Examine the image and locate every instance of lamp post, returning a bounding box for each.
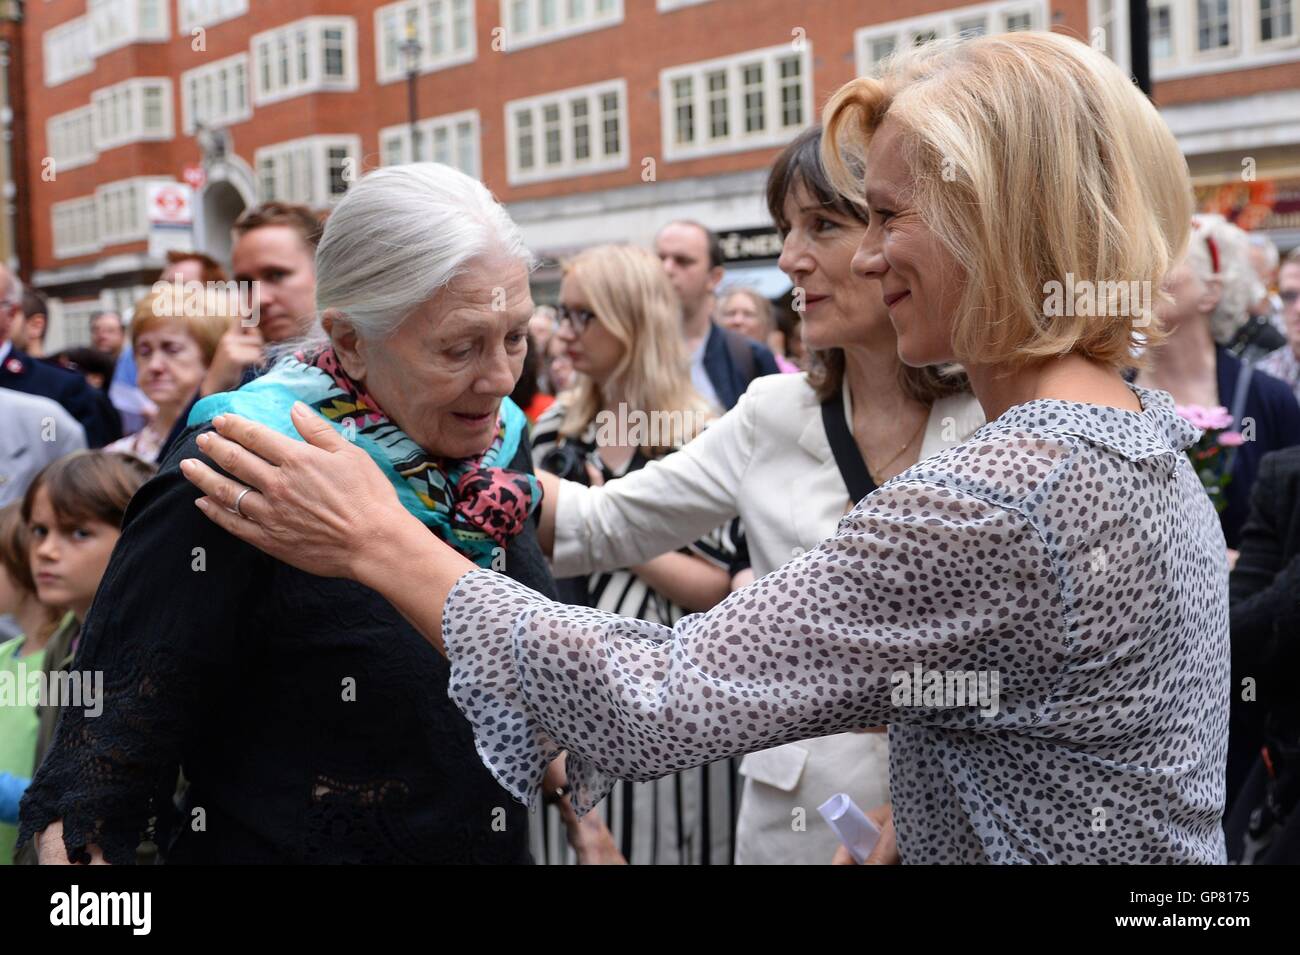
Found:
[400,21,423,161]
[1130,0,1151,96]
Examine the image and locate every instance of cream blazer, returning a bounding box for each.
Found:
[552,371,985,863]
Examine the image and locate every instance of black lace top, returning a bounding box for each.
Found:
[18,425,555,864]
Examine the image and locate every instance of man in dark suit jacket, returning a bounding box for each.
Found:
[0,266,121,448]
[655,220,779,411]
[1225,445,1300,861]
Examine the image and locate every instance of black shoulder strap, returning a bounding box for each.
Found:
[820,388,877,504]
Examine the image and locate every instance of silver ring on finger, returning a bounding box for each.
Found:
[232,486,252,519]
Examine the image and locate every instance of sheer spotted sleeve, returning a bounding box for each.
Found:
[443,478,1069,814]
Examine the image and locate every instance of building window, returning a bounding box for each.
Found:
[44,17,94,87]
[178,0,249,34]
[91,79,174,151]
[672,77,694,146]
[1196,0,1233,51]
[47,107,98,171]
[1002,9,1035,30]
[88,0,170,57]
[1151,3,1175,59]
[255,136,361,206]
[856,2,1047,77]
[1260,0,1295,42]
[252,18,358,106]
[375,0,476,83]
[381,111,481,177]
[498,0,622,50]
[506,80,626,184]
[661,43,811,161]
[52,197,100,259]
[181,53,251,134]
[706,70,728,140]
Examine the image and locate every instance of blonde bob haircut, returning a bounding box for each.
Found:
[130,288,235,367]
[821,31,1194,370]
[557,244,715,457]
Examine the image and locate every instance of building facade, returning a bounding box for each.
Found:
[13,0,1300,350]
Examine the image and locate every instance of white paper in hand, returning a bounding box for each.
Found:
[818,793,881,864]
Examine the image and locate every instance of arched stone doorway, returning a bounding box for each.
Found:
[195,154,257,270]
[202,180,246,267]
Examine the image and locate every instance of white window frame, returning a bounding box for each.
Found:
[177,0,249,34]
[1148,1,1177,64]
[505,78,627,185]
[379,109,482,178]
[499,0,622,52]
[657,0,712,9]
[181,52,251,134]
[1257,0,1296,47]
[96,176,173,248]
[90,78,174,152]
[254,135,362,206]
[660,43,813,163]
[251,17,359,107]
[87,0,170,57]
[1189,0,1239,59]
[375,0,477,84]
[43,16,94,87]
[51,196,100,259]
[1095,0,1300,80]
[855,1,1047,76]
[47,106,98,171]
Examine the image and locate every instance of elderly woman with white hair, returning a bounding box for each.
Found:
[1135,213,1300,552]
[20,164,556,864]
[186,32,1232,863]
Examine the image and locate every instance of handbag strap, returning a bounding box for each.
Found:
[820,389,877,504]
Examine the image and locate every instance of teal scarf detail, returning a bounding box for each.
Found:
[189,348,539,568]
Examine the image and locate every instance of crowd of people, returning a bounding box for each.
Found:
[2,29,1300,866]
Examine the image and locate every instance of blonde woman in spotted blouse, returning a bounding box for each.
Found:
[184,32,1229,864]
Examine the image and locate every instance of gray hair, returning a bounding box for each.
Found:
[284,163,533,356]
[0,264,22,308]
[1188,214,1265,345]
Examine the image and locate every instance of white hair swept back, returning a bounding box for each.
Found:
[290,162,534,353]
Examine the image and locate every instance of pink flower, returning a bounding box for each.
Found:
[1218,431,1245,447]
[1175,404,1234,431]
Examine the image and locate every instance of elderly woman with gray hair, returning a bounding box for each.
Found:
[1135,213,1300,552]
[19,164,556,864]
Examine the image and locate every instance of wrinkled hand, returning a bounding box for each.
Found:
[830,803,898,865]
[37,820,106,865]
[200,322,264,397]
[180,402,412,581]
[544,754,626,865]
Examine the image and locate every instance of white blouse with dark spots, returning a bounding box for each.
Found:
[443,386,1230,864]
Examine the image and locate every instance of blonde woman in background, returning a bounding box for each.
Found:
[530,243,738,865]
[106,289,232,464]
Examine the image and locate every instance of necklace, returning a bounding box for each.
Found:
[865,413,928,484]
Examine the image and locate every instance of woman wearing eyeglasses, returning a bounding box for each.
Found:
[528,243,739,864]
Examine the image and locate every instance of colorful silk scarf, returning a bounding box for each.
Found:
[189,347,540,568]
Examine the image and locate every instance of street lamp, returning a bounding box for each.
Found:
[400,21,423,162]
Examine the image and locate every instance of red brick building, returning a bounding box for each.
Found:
[10,0,1300,349]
